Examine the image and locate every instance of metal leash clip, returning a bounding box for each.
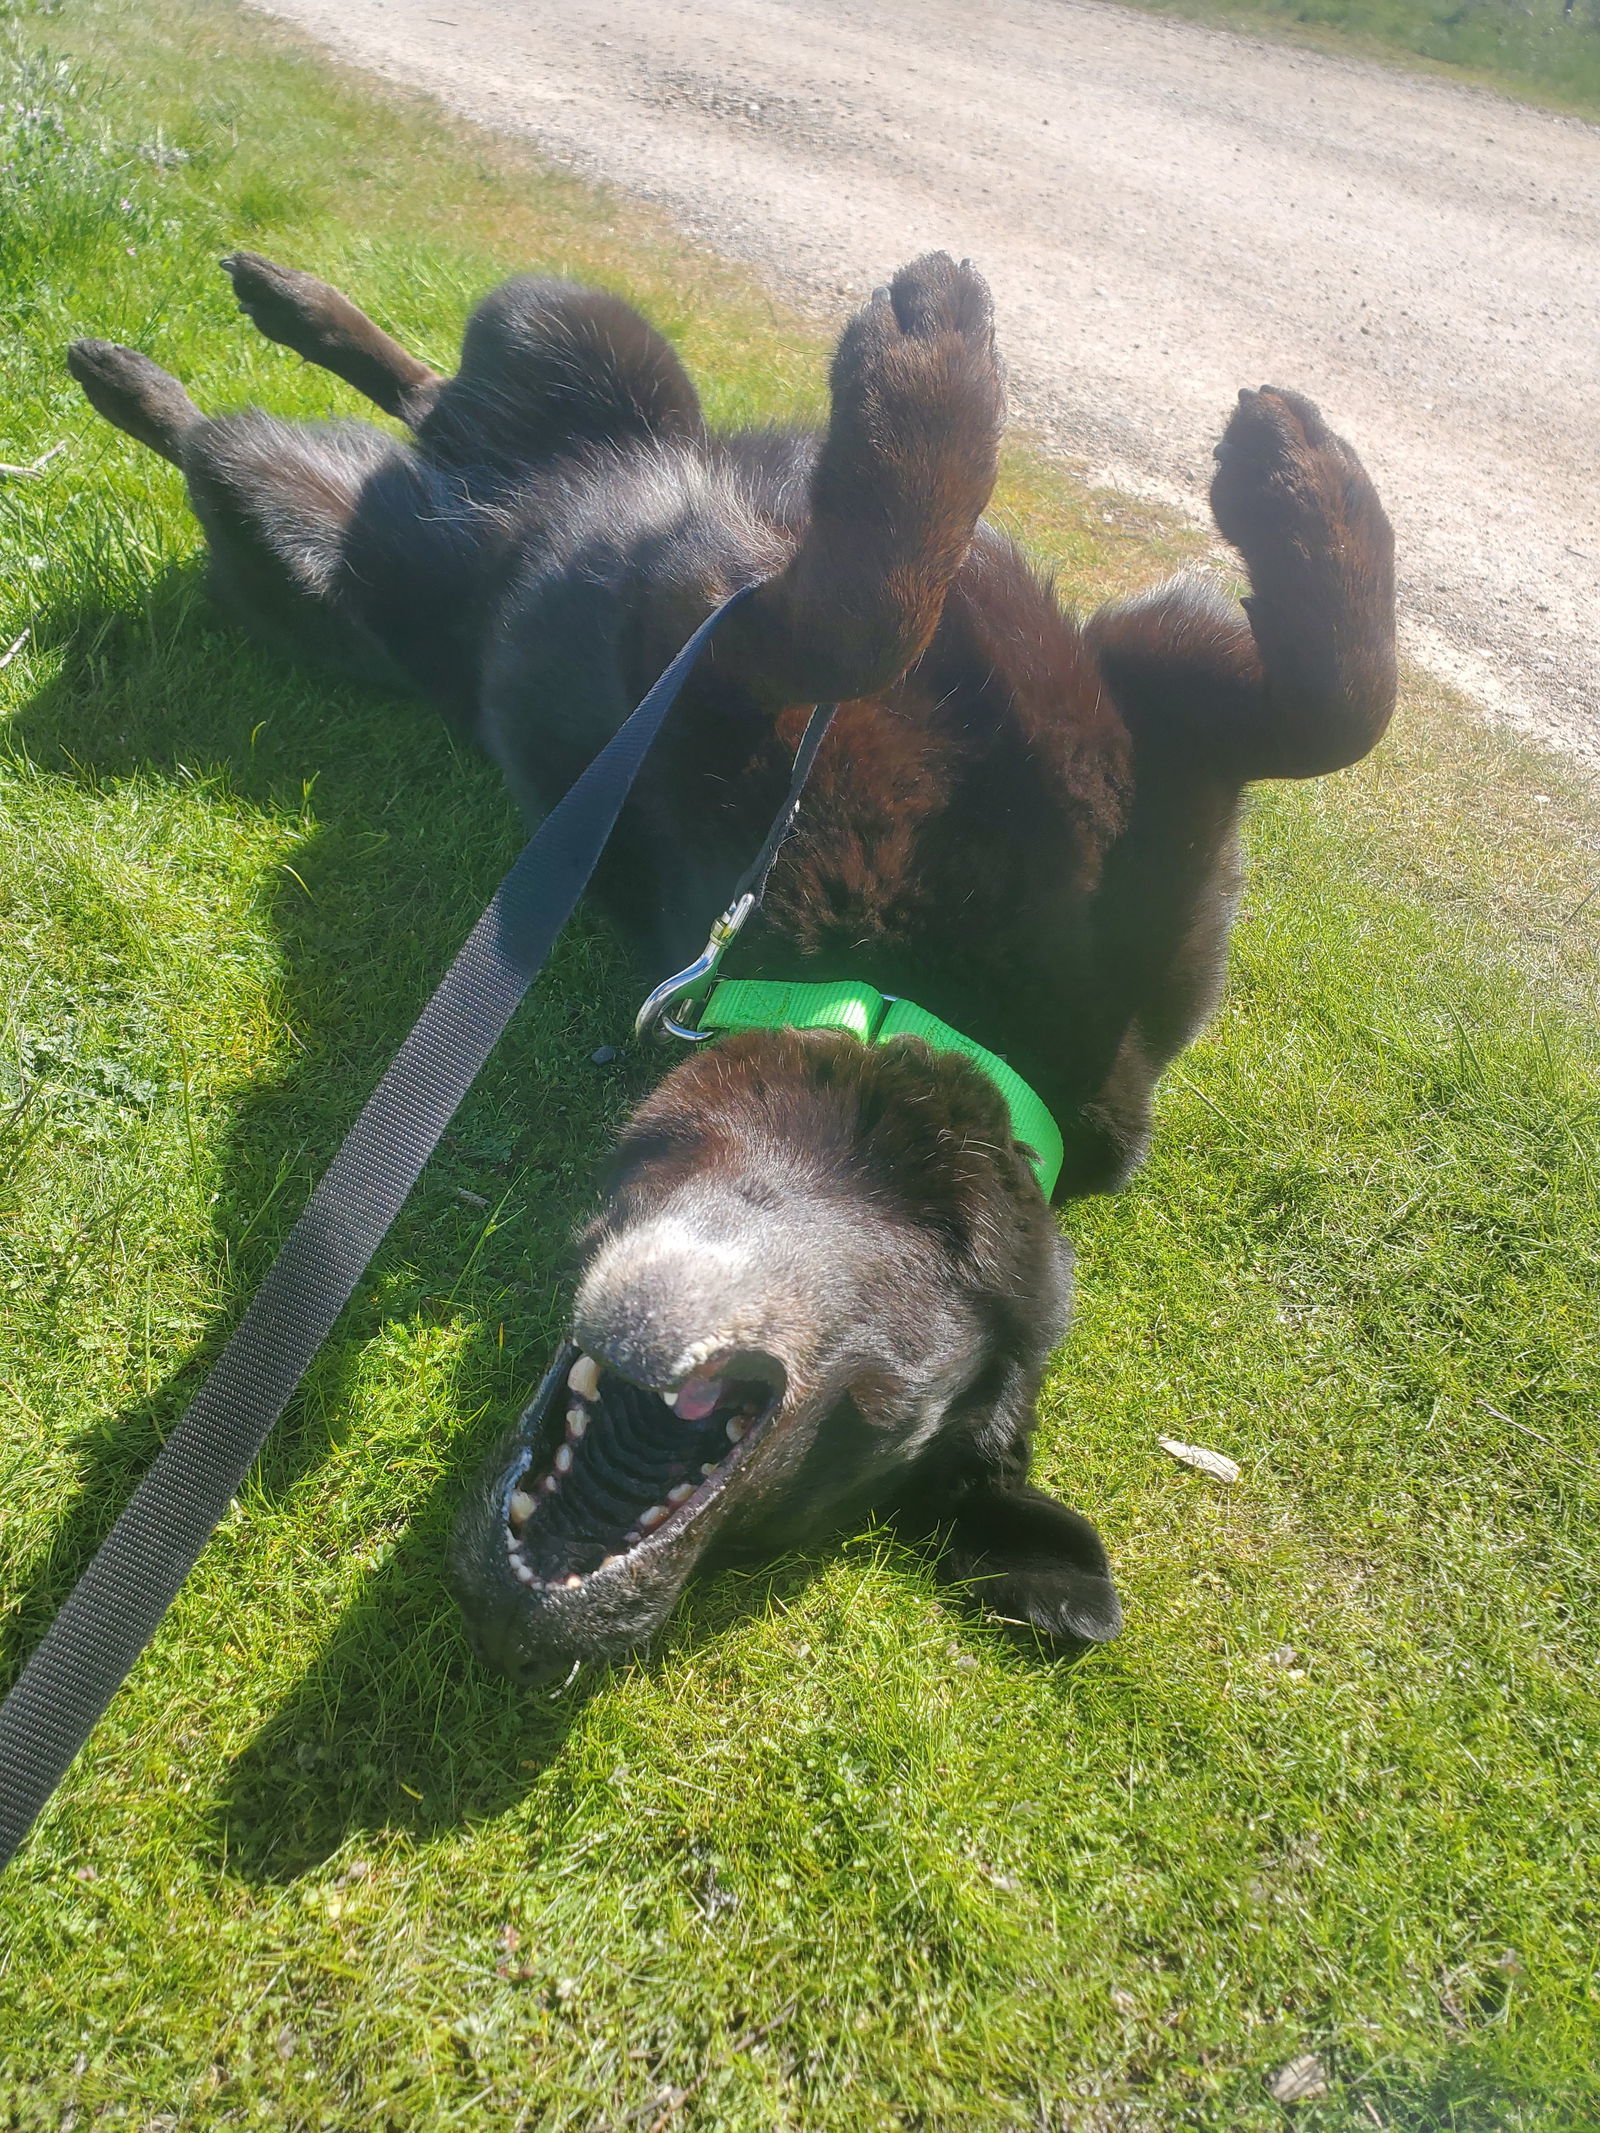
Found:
[633,888,758,1043]
[634,696,839,1045]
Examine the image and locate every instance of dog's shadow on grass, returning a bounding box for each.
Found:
[1,569,646,1841]
[5,570,954,1880]
[210,1525,834,1881]
[7,572,1086,1881]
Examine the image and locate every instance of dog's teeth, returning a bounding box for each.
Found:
[701,1462,720,1478]
[567,1355,601,1401]
[541,1472,560,1494]
[513,1559,537,1586]
[509,1489,536,1528]
[662,1389,679,1410]
[564,1573,582,1588]
[566,1406,588,1440]
[554,1444,574,1474]
[667,1482,695,1506]
[600,1553,623,1569]
[638,1504,670,1530]
[726,1417,747,1443]
[623,1529,642,1548]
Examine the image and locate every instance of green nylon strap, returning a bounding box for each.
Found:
[699,977,1064,1196]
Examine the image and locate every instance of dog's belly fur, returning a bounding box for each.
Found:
[473,438,805,968]
[419,438,1171,1194]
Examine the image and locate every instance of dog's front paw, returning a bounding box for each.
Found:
[877,251,996,350]
[826,252,1004,507]
[939,1481,1122,1647]
[1209,385,1386,577]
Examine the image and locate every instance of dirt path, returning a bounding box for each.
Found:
[254,0,1600,758]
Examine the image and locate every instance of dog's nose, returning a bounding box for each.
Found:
[575,1230,750,1394]
[573,1196,801,1396]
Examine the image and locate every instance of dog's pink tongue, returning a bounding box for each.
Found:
[673,1372,724,1423]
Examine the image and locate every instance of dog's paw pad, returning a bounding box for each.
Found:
[221,252,348,355]
[885,252,993,346]
[830,253,1003,468]
[1210,385,1370,558]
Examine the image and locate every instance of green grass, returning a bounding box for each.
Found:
[2,2,1599,2125]
[1107,0,1600,123]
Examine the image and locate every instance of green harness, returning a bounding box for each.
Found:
[695,976,1064,1197]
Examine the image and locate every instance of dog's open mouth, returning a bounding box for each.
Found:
[502,1345,788,1589]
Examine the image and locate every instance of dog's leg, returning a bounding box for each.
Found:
[180,410,427,682]
[1086,388,1395,782]
[222,251,443,425]
[720,252,1004,709]
[69,337,431,684]
[184,412,497,717]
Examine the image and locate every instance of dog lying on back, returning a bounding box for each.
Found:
[68,252,1394,1683]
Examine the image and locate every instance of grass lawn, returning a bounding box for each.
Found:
[1106,0,1600,123]
[2,1,1599,2125]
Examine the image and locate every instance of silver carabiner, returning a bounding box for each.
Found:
[632,698,839,1045]
[633,889,758,1043]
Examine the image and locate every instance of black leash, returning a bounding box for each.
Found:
[730,699,837,910]
[0,585,831,1871]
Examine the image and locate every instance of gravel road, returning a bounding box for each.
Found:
[254,0,1600,757]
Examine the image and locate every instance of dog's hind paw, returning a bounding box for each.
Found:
[222,250,354,361]
[220,251,439,423]
[66,339,199,465]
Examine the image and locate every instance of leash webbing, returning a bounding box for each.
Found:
[0,584,791,1872]
[728,700,837,909]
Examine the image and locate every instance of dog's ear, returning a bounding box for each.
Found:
[939,1482,1122,1645]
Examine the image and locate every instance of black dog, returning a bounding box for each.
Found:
[68,251,1394,1682]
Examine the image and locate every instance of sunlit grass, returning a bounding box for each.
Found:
[1,2,1597,2126]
